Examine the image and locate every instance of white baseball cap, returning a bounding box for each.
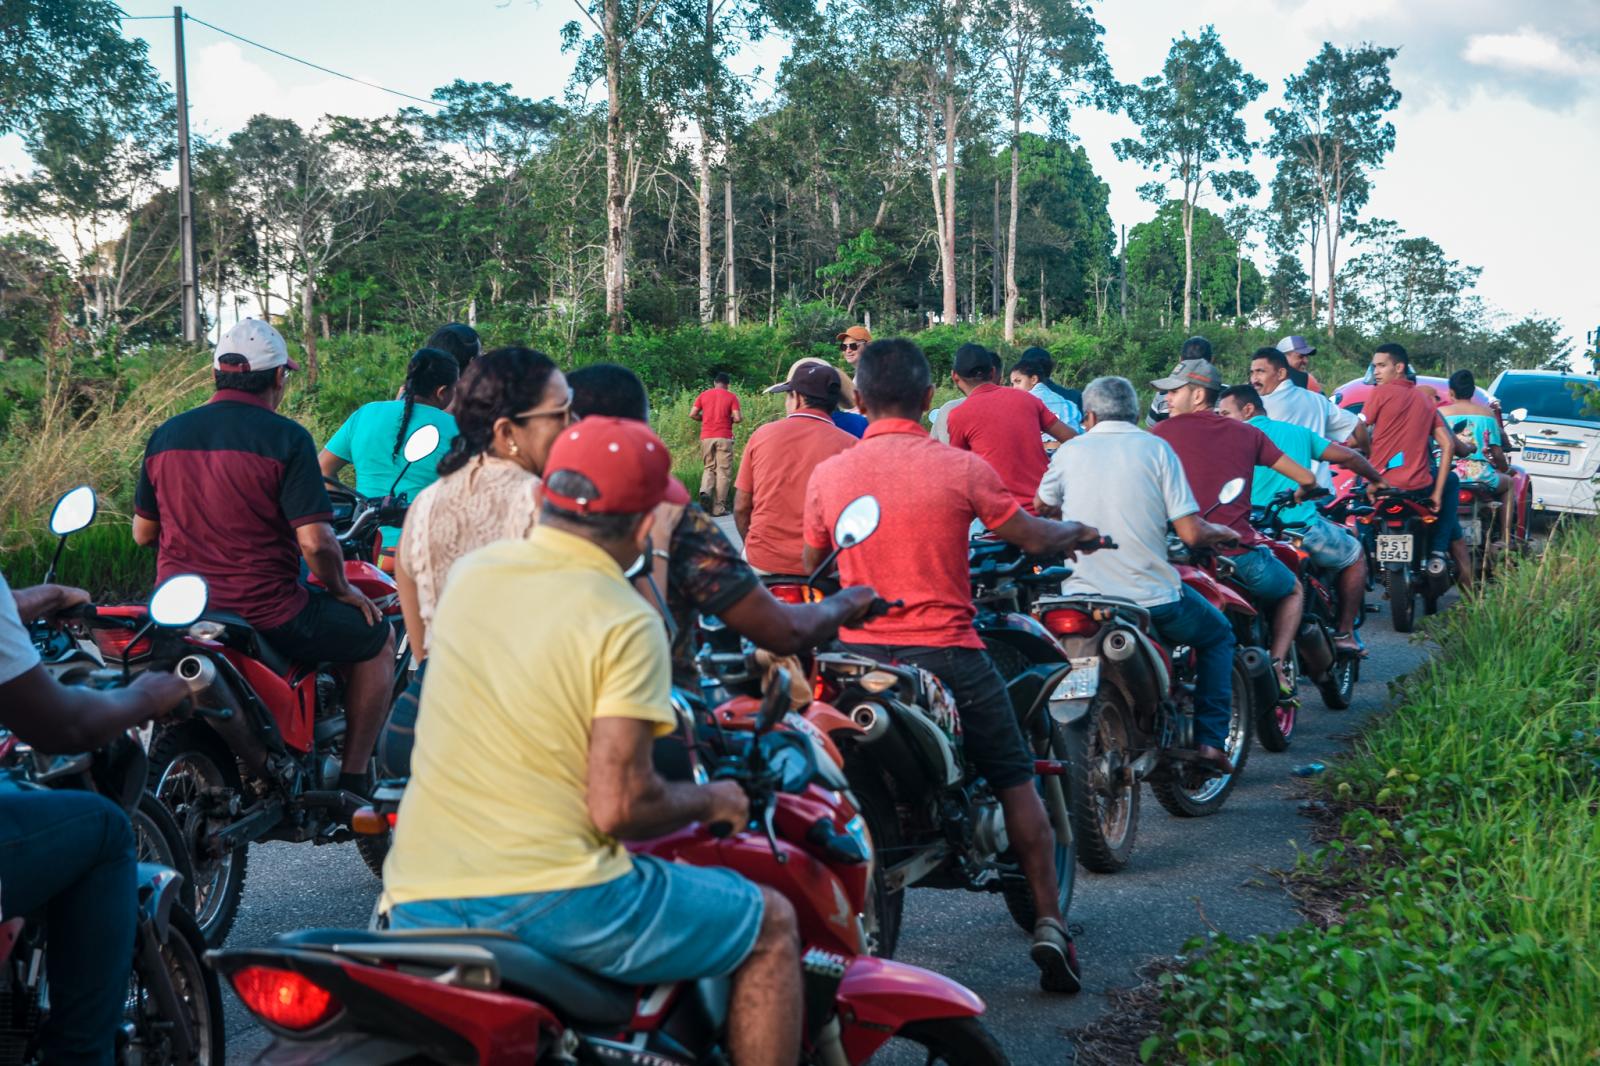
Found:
[213,318,298,373]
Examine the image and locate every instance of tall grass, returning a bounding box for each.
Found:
[1143,526,1600,1064]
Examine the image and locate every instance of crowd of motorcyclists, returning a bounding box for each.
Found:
[0,316,1506,1064]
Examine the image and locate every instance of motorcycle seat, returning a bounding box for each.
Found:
[199,610,301,676]
[274,927,638,1026]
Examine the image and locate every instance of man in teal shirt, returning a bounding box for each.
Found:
[1218,385,1389,652]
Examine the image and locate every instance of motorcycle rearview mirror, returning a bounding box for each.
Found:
[757,731,817,793]
[624,554,649,580]
[1201,477,1246,519]
[1508,407,1528,424]
[43,485,97,584]
[1386,450,1406,471]
[149,574,209,629]
[807,495,881,589]
[388,423,443,496]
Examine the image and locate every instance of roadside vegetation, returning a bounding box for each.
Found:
[1121,524,1600,1064]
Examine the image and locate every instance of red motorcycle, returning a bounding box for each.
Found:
[211,674,1011,1064]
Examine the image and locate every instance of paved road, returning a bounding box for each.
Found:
[221,520,1436,1060]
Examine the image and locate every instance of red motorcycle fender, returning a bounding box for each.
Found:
[1213,581,1257,617]
[345,964,557,1066]
[1176,565,1255,616]
[308,561,401,616]
[1265,538,1303,575]
[221,648,317,753]
[836,956,986,1062]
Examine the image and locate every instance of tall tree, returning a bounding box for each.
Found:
[1266,43,1400,335]
[0,0,162,139]
[1114,26,1264,330]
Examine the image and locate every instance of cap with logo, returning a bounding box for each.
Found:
[1277,335,1316,357]
[953,343,998,378]
[214,318,299,373]
[541,417,690,515]
[1150,358,1223,391]
[765,360,844,403]
[835,325,872,346]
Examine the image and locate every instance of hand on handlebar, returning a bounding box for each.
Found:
[1292,484,1331,506]
[1200,520,1240,550]
[835,586,880,625]
[129,671,192,721]
[703,778,751,838]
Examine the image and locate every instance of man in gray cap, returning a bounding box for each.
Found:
[1276,335,1322,393]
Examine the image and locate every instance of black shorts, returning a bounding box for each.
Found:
[261,588,390,664]
[839,643,1035,791]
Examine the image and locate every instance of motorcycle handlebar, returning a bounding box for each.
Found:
[863,597,904,621]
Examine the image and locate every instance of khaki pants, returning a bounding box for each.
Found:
[700,437,734,515]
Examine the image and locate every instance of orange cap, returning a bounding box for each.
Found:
[835,325,872,344]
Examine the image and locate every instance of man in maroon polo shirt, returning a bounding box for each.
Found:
[133,319,394,803]
[802,337,1103,995]
[946,343,1075,512]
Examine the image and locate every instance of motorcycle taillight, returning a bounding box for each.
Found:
[91,627,151,660]
[768,584,819,605]
[1458,490,1473,504]
[813,675,840,703]
[1383,504,1405,515]
[1042,609,1099,637]
[230,965,342,1031]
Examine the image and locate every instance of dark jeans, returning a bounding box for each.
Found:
[839,643,1035,790]
[0,790,137,1066]
[1148,585,1235,749]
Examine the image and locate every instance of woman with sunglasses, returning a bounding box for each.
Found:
[395,347,570,660]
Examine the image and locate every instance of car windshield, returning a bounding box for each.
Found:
[1495,374,1600,425]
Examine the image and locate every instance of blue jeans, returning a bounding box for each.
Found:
[0,790,137,1066]
[1148,585,1236,749]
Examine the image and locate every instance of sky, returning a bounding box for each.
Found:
[3,0,1597,354]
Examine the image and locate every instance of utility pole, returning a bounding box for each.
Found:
[174,6,200,344]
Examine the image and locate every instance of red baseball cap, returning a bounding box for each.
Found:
[542,417,690,515]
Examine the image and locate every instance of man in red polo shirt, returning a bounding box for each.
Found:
[1364,343,1454,513]
[734,362,857,574]
[946,343,1075,512]
[133,319,394,804]
[802,338,1103,996]
[691,372,742,516]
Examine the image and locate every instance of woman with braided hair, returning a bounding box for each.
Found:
[320,348,460,563]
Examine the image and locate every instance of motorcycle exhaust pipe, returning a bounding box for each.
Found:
[176,654,215,693]
[1296,623,1334,678]
[1102,628,1138,662]
[1100,626,1160,727]
[1237,646,1279,714]
[176,655,270,778]
[848,702,891,743]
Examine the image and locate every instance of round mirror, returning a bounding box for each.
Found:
[401,423,442,465]
[833,495,881,548]
[1508,407,1528,423]
[49,485,98,537]
[1216,478,1246,506]
[758,731,816,793]
[623,554,649,580]
[148,574,209,628]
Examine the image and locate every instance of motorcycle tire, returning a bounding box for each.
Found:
[1423,585,1441,615]
[148,723,249,948]
[129,903,227,1063]
[134,790,199,913]
[1062,692,1139,873]
[1255,648,1296,753]
[1152,661,1253,819]
[869,1017,1010,1066]
[1317,654,1358,711]
[1385,568,1414,633]
[842,757,904,960]
[1001,715,1078,931]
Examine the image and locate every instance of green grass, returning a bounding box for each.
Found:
[1140,526,1600,1064]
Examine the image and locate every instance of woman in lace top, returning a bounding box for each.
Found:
[397,347,571,655]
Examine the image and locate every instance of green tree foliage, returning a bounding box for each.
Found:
[1125,201,1262,325]
[1002,134,1115,324]
[0,0,163,138]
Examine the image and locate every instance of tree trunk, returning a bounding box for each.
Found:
[698,131,713,323]
[968,211,977,321]
[1235,250,1243,319]
[940,81,959,325]
[1324,200,1340,336]
[1003,113,1021,343]
[767,224,777,327]
[604,0,626,334]
[300,274,318,385]
[990,177,1002,316]
[724,171,737,327]
[1181,199,1195,331]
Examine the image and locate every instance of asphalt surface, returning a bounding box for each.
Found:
[219,516,1438,1062]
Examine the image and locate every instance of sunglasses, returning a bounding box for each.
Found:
[513,392,575,423]
[841,342,863,351]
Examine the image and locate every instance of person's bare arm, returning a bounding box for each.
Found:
[1430,420,1455,509]
[991,510,1101,559]
[690,403,704,422]
[1346,420,1370,454]
[1487,443,1510,473]
[296,522,380,625]
[396,556,427,662]
[720,583,875,654]
[732,406,743,424]
[12,584,89,623]
[0,667,188,754]
[732,489,754,539]
[1320,441,1387,486]
[1045,419,1076,443]
[1033,494,1062,519]
[1172,513,1238,549]
[587,716,748,840]
[802,543,827,575]
[318,450,348,481]
[132,515,160,548]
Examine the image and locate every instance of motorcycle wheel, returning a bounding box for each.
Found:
[133,790,198,913]
[1255,648,1296,753]
[1317,654,1358,710]
[1385,568,1414,633]
[1152,661,1253,818]
[867,1017,1010,1066]
[127,904,227,1064]
[1062,692,1138,873]
[1001,715,1078,931]
[148,723,249,948]
[842,757,903,960]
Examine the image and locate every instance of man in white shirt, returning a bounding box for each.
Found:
[1034,376,1241,774]
[1250,347,1367,487]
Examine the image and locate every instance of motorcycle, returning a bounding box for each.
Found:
[214,671,1012,1065]
[0,575,227,1064]
[1367,488,1449,634]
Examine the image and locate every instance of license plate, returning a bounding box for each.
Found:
[1053,657,1101,700]
[1376,534,1414,563]
[1524,447,1570,465]
[1461,518,1482,545]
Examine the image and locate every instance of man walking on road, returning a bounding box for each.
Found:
[691,372,741,516]
[736,363,858,574]
[947,344,1075,512]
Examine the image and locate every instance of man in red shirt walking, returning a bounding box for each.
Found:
[802,338,1103,995]
[734,363,857,574]
[946,344,1075,513]
[691,372,742,516]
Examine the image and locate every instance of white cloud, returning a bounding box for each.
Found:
[1463,28,1600,78]
[185,41,400,143]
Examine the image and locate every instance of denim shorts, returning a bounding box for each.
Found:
[1228,544,1298,602]
[1300,515,1364,571]
[388,854,764,984]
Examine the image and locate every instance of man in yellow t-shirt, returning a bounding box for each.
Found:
[383,417,801,1065]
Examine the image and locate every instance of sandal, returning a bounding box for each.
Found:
[1031,918,1082,994]
[1332,632,1367,658]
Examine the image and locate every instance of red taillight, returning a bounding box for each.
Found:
[768,584,819,605]
[813,676,839,703]
[230,966,341,1031]
[1458,490,1472,504]
[1383,504,1405,515]
[91,628,151,660]
[1042,609,1099,636]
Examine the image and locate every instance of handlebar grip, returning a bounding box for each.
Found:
[863,597,904,621]
[1093,535,1118,551]
[58,603,99,621]
[708,820,735,839]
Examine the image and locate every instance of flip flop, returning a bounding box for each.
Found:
[1031,918,1082,994]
